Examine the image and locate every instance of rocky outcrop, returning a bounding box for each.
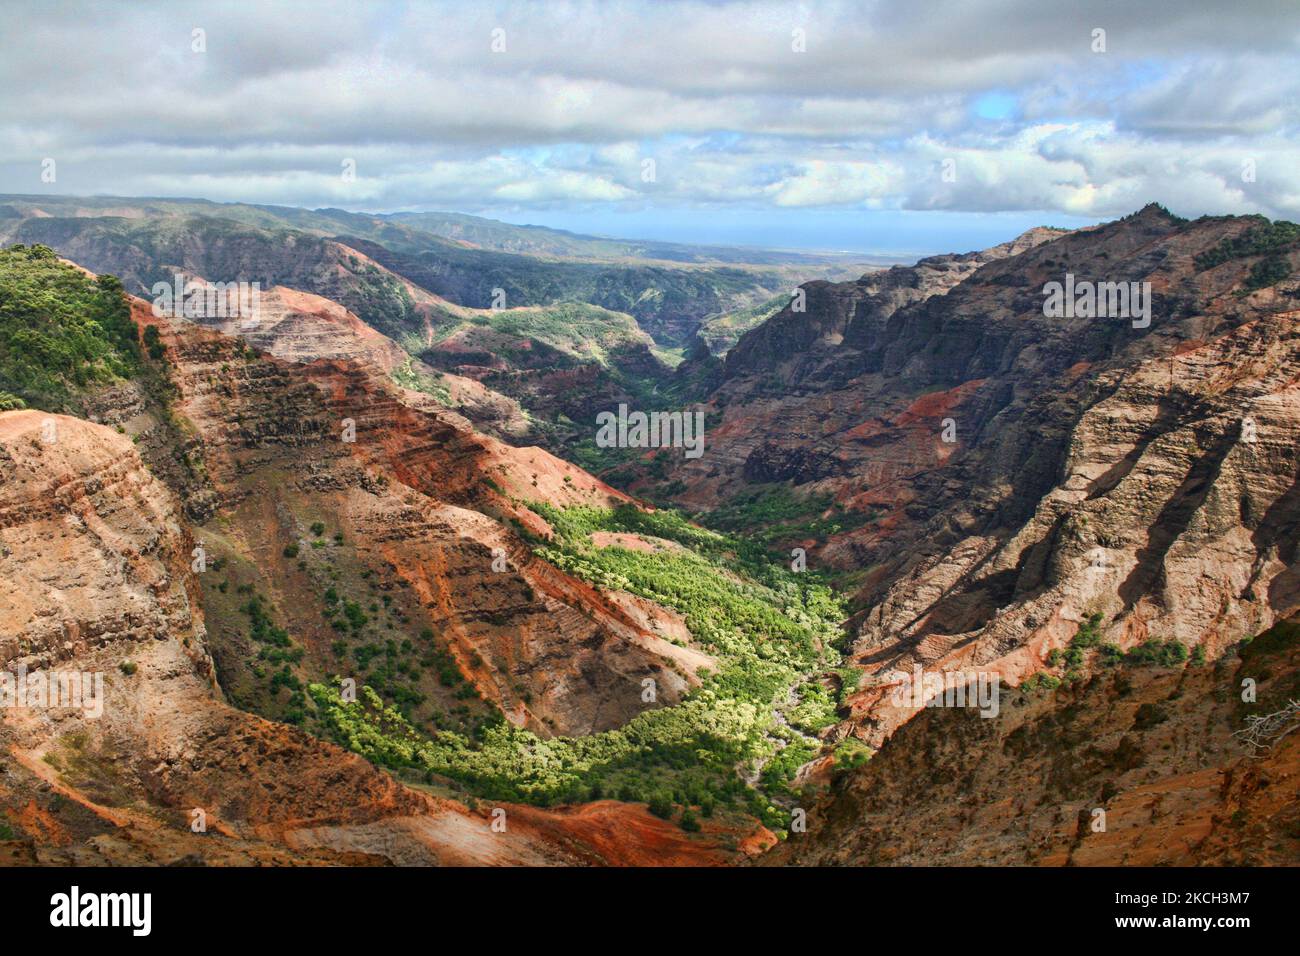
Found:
[722,226,1066,381]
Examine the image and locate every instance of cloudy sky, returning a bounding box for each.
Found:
[3,0,1298,254]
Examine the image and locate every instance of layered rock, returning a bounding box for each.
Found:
[664,207,1300,749]
[133,297,700,737]
[0,410,759,866]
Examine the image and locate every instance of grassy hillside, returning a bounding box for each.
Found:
[0,244,138,411]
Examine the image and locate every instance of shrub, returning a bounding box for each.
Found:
[142,324,165,361]
[1125,640,1189,667]
[1071,612,1104,649]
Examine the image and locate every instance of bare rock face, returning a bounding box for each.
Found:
[722,225,1067,382]
[0,410,413,864]
[848,300,1300,741]
[182,284,414,371]
[0,410,754,866]
[0,411,205,676]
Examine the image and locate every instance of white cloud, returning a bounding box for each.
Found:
[1,0,1297,220]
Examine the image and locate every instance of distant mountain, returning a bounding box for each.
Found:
[382,209,873,266]
[0,194,873,449]
[0,195,875,267]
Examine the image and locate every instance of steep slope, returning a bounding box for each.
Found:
[128,290,703,740]
[0,410,762,866]
[166,280,532,440]
[656,208,1300,750]
[765,619,1300,867]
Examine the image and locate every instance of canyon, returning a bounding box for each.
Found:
[1,201,1297,867]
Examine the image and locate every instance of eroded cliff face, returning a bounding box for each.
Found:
[131,297,700,738]
[0,409,437,864]
[847,296,1300,742]
[178,281,534,440]
[665,208,1300,746]
[765,621,1300,867]
[0,410,761,866]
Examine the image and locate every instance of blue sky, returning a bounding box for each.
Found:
[1,0,1297,256]
[489,207,1098,258]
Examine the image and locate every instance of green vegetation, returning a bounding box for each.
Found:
[0,244,139,410]
[702,483,878,547]
[1245,255,1292,291]
[1030,613,1195,688]
[786,681,840,734]
[1193,218,1299,291]
[1132,701,1169,729]
[696,293,788,355]
[309,503,849,825]
[1071,612,1104,649]
[234,592,308,722]
[142,324,165,361]
[465,301,656,367]
[391,357,452,405]
[1020,672,1062,695]
[832,737,873,772]
[1124,639,1189,668]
